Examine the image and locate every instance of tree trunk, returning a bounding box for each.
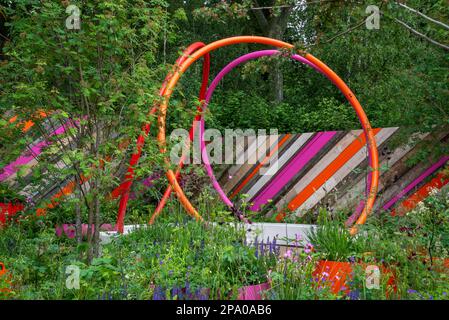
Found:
[252,1,293,104]
[268,26,284,103]
[75,188,82,245]
[86,188,94,264]
[93,184,101,258]
[92,120,102,259]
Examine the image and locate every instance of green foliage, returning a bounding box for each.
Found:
[108,220,275,299]
[1,189,449,300]
[0,183,25,203]
[0,217,277,300]
[308,208,366,262]
[355,189,449,298]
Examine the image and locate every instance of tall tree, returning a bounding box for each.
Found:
[0,0,170,262]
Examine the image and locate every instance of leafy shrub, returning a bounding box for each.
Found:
[308,209,366,262]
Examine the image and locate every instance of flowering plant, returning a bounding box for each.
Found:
[266,239,337,300]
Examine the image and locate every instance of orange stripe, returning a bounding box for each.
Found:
[286,128,382,212]
[22,120,35,132]
[8,115,18,124]
[230,134,291,199]
[392,171,449,216]
[6,110,48,133]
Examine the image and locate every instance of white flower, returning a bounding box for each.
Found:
[429,187,440,196]
[416,201,426,211]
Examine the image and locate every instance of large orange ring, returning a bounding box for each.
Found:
[157,36,379,235]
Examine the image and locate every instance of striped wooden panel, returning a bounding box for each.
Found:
[392,169,449,216]
[219,127,449,217]
[250,132,337,211]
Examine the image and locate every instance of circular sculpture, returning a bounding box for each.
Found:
[117,36,379,235]
[155,36,379,235]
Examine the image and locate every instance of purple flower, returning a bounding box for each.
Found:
[272,237,280,256]
[142,177,155,188]
[142,170,162,188]
[195,288,209,300]
[294,233,302,246]
[408,289,425,299]
[284,249,293,259]
[348,290,360,300]
[153,286,165,300]
[185,282,191,296]
[172,286,183,299]
[259,240,265,257]
[304,243,314,254]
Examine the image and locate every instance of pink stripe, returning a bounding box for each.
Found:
[382,156,449,210]
[0,123,69,181]
[249,131,337,211]
[55,223,114,239]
